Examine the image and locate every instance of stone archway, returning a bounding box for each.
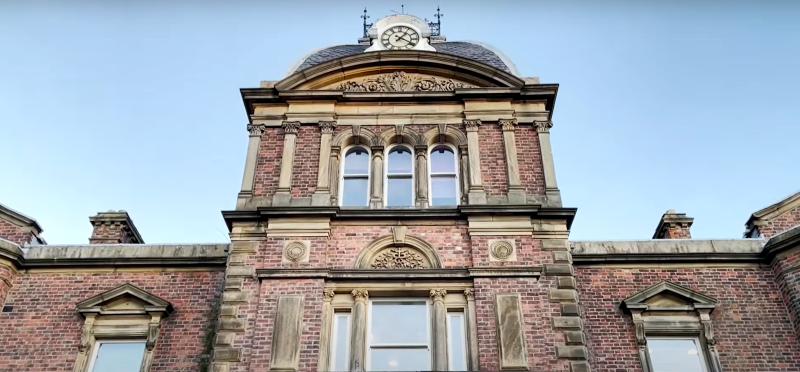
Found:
[354,228,443,269]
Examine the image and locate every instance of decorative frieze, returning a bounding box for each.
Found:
[371,248,427,269]
[336,71,474,92]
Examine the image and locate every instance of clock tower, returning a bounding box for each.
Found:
[364,14,437,52]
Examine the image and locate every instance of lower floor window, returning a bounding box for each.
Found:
[87,340,146,372]
[648,338,707,372]
[368,300,430,371]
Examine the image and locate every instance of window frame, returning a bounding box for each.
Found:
[86,339,147,372]
[366,297,432,371]
[339,145,372,207]
[329,311,352,372]
[427,143,460,207]
[645,336,709,372]
[446,309,469,371]
[383,144,415,208]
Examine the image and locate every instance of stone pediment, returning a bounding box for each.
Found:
[329,71,475,92]
[621,281,716,313]
[76,283,173,316]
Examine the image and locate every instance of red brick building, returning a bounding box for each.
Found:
[2,12,800,372]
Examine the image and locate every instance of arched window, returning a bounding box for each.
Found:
[429,145,458,206]
[385,145,414,207]
[341,146,370,207]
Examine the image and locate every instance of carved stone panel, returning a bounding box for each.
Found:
[370,247,430,269]
[495,293,529,371]
[269,295,304,371]
[333,71,475,92]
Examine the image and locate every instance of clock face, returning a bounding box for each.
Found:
[381,26,420,50]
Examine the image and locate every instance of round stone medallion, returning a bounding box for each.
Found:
[490,241,514,260]
[284,241,308,262]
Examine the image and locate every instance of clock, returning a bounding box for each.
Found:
[381,26,420,50]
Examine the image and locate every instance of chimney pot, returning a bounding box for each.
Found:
[88,210,144,244]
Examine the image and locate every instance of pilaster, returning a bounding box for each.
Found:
[236,124,266,209]
[349,289,369,372]
[430,289,448,371]
[369,147,385,208]
[464,119,487,205]
[415,146,429,208]
[458,145,470,205]
[312,121,337,206]
[273,121,301,206]
[534,121,561,205]
[500,119,525,204]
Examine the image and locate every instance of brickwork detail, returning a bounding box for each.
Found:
[291,125,321,198]
[515,125,546,196]
[479,123,508,196]
[0,219,32,245]
[771,249,800,342]
[576,267,800,372]
[253,127,284,198]
[758,206,800,238]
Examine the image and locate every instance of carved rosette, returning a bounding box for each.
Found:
[319,121,337,134]
[370,248,427,269]
[247,124,266,137]
[336,71,474,92]
[352,289,369,302]
[534,120,554,133]
[283,241,308,263]
[282,121,301,134]
[463,119,482,132]
[499,118,519,132]
[490,240,515,261]
[430,289,447,302]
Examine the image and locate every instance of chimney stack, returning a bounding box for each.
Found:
[652,210,693,239]
[88,210,144,244]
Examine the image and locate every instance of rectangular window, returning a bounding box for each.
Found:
[447,312,468,371]
[367,300,430,371]
[330,313,351,371]
[648,338,707,372]
[87,340,146,372]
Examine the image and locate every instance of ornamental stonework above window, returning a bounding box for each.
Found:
[370,247,428,269]
[335,72,475,92]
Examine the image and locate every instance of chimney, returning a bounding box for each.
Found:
[652,210,693,239]
[88,210,144,244]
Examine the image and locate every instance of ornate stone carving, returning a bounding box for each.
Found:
[318,121,337,134]
[146,322,159,351]
[634,321,647,346]
[247,124,266,137]
[464,288,475,300]
[490,240,515,260]
[499,118,519,132]
[282,121,301,134]
[463,119,482,132]
[336,71,474,92]
[534,120,554,133]
[371,248,427,269]
[702,319,716,345]
[391,226,407,246]
[430,289,447,302]
[352,289,369,302]
[78,317,95,352]
[283,241,308,262]
[323,289,335,302]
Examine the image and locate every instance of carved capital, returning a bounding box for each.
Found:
[499,118,519,132]
[702,319,716,345]
[430,289,447,302]
[352,289,369,302]
[534,120,554,133]
[319,121,337,134]
[323,289,335,302]
[247,124,267,137]
[633,321,647,346]
[146,322,159,351]
[281,121,301,134]
[464,288,475,300]
[463,119,482,132]
[78,317,95,352]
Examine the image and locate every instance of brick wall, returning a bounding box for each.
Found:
[759,206,800,238]
[253,127,284,198]
[575,267,800,372]
[0,270,224,372]
[0,219,30,245]
[771,249,800,342]
[479,122,508,196]
[291,126,321,198]
[515,125,545,195]
[0,264,15,307]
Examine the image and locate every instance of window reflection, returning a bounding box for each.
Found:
[429,145,458,206]
[386,146,413,207]
[342,147,370,207]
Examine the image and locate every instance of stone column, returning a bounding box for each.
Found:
[500,119,525,204]
[458,145,470,205]
[317,289,335,372]
[273,121,301,206]
[430,289,448,371]
[463,119,487,204]
[237,124,266,209]
[464,289,480,371]
[329,147,341,206]
[312,121,337,206]
[349,289,369,372]
[534,121,561,205]
[415,145,429,208]
[369,147,384,208]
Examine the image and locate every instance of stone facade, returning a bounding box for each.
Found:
[2,13,800,372]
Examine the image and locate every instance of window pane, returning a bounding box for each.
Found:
[431,176,457,206]
[370,348,430,371]
[90,342,146,372]
[342,178,368,206]
[387,147,412,174]
[448,313,467,371]
[370,301,427,344]
[648,339,706,372]
[386,177,413,207]
[331,314,351,371]
[344,148,369,175]
[430,147,455,173]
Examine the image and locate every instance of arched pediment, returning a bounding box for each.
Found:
[275,51,525,91]
[422,126,467,146]
[355,228,443,269]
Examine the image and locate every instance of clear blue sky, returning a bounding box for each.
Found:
[1,0,798,244]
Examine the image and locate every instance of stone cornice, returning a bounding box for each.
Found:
[256,267,542,279]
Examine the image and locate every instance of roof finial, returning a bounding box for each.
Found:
[360,7,373,38]
[428,6,443,36]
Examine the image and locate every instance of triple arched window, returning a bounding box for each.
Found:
[339,144,460,207]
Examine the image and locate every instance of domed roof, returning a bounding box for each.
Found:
[285,41,519,77]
